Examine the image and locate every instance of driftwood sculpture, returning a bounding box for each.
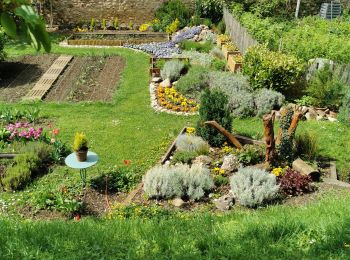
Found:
[204,121,243,149]
[263,105,304,164]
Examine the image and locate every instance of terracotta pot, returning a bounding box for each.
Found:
[76,148,88,162]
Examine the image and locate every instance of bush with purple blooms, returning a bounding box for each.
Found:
[173,26,202,44]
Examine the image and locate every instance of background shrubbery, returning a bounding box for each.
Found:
[0,30,6,61]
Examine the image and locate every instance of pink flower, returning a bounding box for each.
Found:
[15,122,22,129]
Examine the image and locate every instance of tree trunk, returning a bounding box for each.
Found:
[263,113,275,163]
[204,121,242,149]
[295,0,301,19]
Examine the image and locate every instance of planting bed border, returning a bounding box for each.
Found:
[149,83,198,116]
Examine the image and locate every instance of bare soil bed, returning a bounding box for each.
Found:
[45,56,125,102]
[0,55,58,102]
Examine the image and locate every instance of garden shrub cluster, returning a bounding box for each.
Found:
[195,0,229,23]
[143,164,214,200]
[230,167,279,208]
[91,167,138,192]
[2,142,53,191]
[231,5,350,63]
[179,40,213,53]
[155,0,191,31]
[243,45,305,94]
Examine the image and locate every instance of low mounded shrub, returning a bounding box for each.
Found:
[236,144,265,166]
[254,88,285,117]
[173,51,213,68]
[143,164,214,200]
[161,60,185,81]
[195,0,226,23]
[197,88,232,147]
[279,169,313,196]
[175,134,209,155]
[179,40,213,53]
[91,167,138,192]
[2,153,40,191]
[175,66,209,99]
[210,47,225,59]
[243,45,305,93]
[172,151,198,164]
[211,58,227,71]
[230,167,279,207]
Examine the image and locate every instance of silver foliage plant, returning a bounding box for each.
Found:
[173,51,213,68]
[160,60,185,81]
[143,164,214,200]
[175,134,209,155]
[230,167,280,207]
[254,88,285,117]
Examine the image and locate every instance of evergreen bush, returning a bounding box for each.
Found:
[197,88,232,147]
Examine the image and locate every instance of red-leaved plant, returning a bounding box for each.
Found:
[279,169,313,196]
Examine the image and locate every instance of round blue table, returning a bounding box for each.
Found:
[65,151,99,186]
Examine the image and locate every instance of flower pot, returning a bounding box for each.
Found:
[76,148,88,162]
[227,55,243,73]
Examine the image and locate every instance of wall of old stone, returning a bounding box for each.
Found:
[50,0,194,25]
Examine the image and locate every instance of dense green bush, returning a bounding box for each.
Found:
[230,167,279,208]
[155,0,192,30]
[211,58,227,71]
[0,30,6,61]
[195,0,228,23]
[174,51,213,68]
[243,45,305,94]
[306,65,347,110]
[179,40,213,53]
[197,88,232,147]
[2,153,39,191]
[160,60,185,81]
[338,91,350,124]
[176,66,209,98]
[2,143,53,191]
[172,151,198,164]
[91,167,138,192]
[236,144,265,166]
[143,164,214,200]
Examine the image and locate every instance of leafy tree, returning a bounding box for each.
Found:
[0,0,51,52]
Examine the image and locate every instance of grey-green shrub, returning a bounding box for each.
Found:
[230,167,279,207]
[160,60,185,81]
[175,134,209,155]
[143,164,214,200]
[254,88,285,117]
[210,47,225,60]
[208,72,255,117]
[173,51,213,68]
[175,66,209,98]
[20,142,53,164]
[172,151,198,164]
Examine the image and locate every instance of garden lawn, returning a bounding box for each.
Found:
[1,189,350,259]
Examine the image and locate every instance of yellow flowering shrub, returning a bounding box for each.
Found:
[221,142,234,154]
[272,166,289,177]
[139,23,151,32]
[218,34,230,42]
[166,18,180,34]
[186,127,196,135]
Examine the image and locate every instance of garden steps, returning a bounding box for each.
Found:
[23,55,73,100]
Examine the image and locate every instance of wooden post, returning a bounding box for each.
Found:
[204,121,242,149]
[263,113,275,163]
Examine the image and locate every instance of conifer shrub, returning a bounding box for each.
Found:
[196,88,232,147]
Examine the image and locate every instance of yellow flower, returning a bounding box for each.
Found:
[186,127,196,134]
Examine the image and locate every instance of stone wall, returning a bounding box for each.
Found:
[49,0,194,25]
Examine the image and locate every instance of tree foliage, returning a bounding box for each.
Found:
[0,0,51,52]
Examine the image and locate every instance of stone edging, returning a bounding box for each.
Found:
[149,83,198,116]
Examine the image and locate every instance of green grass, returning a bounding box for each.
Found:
[1,190,350,259]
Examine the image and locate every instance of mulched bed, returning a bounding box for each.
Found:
[45,56,125,102]
[0,55,58,102]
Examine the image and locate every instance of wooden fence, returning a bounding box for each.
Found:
[223,7,258,54]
